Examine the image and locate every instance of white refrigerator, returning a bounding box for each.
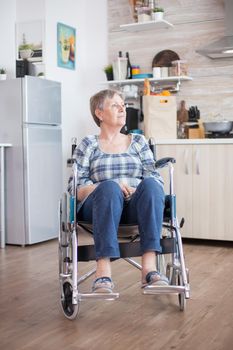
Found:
[0,76,62,245]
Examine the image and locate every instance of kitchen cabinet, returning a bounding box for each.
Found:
[157,143,233,241]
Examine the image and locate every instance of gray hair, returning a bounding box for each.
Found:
[90,89,123,127]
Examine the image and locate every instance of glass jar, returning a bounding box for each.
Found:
[171,60,188,76]
[137,7,151,22]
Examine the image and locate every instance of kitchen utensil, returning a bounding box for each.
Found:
[177,100,189,124]
[188,106,200,121]
[203,121,233,133]
[152,50,180,68]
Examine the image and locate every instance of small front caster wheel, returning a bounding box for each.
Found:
[178,292,186,311]
[60,281,79,320]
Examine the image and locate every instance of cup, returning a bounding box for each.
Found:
[161,67,169,78]
[153,67,161,78]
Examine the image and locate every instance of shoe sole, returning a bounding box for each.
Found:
[92,287,113,294]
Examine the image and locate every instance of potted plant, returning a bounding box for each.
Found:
[37,72,45,79]
[152,7,164,21]
[103,64,114,81]
[0,68,7,80]
[18,43,34,60]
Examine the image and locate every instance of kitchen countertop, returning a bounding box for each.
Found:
[155,138,233,145]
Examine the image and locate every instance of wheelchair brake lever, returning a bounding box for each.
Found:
[155,157,176,169]
[180,217,185,228]
[67,158,77,167]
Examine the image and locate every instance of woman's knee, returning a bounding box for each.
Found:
[95,180,123,200]
[141,177,163,191]
[140,178,164,199]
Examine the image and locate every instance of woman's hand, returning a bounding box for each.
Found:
[119,183,136,199]
[77,184,97,202]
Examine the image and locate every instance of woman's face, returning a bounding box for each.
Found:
[96,94,126,128]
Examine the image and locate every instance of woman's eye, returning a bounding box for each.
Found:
[112,103,125,109]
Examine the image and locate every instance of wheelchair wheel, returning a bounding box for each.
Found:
[60,280,79,320]
[177,274,186,311]
[178,292,186,311]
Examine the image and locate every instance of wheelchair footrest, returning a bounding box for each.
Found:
[78,292,119,301]
[143,285,185,295]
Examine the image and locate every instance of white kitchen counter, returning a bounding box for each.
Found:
[155,138,233,145]
[0,143,12,248]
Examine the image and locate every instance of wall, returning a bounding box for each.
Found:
[0,0,108,190]
[108,0,233,121]
[16,0,45,20]
[0,0,16,78]
[44,0,108,187]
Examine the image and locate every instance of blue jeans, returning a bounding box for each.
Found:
[77,178,165,259]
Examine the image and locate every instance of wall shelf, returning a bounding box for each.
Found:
[101,75,193,92]
[101,76,192,93]
[120,19,174,32]
[102,76,192,85]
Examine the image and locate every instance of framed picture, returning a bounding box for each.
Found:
[57,22,76,70]
[16,20,44,61]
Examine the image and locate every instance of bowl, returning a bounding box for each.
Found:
[203,121,233,133]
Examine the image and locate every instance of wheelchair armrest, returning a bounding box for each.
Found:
[155,157,176,169]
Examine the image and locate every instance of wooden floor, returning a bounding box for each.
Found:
[0,235,233,350]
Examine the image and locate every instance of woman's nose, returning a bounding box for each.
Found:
[118,104,125,111]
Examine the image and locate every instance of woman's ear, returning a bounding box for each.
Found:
[95,108,103,121]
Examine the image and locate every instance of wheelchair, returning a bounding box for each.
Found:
[58,140,190,320]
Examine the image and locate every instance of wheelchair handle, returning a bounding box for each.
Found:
[149,137,156,160]
[155,157,176,169]
[71,137,77,155]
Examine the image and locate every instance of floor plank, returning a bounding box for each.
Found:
[0,237,233,350]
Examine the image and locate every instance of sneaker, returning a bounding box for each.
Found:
[92,277,114,293]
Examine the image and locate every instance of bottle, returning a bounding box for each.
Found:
[126,52,132,79]
[143,78,151,95]
[118,51,122,57]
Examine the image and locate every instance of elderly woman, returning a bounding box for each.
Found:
[68,89,168,293]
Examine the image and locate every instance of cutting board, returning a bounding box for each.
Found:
[152,50,180,67]
[177,100,189,124]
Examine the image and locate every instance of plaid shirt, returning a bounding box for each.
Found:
[68,134,163,196]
